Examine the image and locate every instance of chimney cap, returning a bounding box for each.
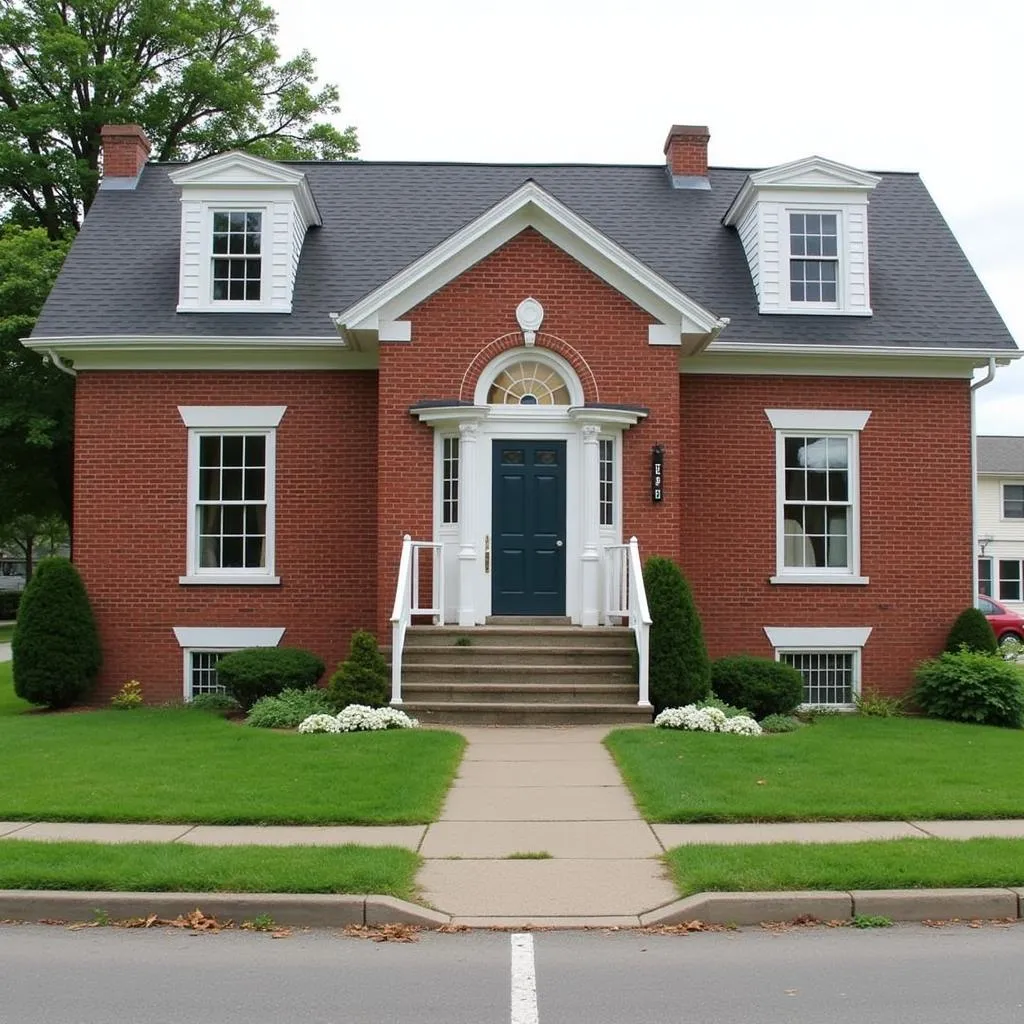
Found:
[663,124,710,154]
[100,123,152,153]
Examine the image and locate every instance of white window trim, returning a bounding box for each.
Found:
[1000,480,1024,521]
[193,201,271,313]
[767,408,871,585]
[177,405,285,585]
[173,626,285,700]
[786,207,841,312]
[765,625,872,710]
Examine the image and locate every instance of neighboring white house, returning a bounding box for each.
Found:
[977,436,1024,610]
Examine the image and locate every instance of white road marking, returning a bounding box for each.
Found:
[511,932,539,1024]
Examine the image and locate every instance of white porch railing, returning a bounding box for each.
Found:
[604,536,653,708]
[389,535,444,705]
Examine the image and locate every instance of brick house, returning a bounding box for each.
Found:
[26,122,1019,718]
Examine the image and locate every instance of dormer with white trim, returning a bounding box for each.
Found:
[168,152,322,314]
[723,157,881,317]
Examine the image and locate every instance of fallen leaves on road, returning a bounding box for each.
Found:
[342,923,421,942]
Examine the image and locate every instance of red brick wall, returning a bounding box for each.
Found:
[375,227,681,633]
[74,371,377,703]
[680,374,973,695]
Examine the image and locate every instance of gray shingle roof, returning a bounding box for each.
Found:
[978,436,1024,474]
[32,161,1018,351]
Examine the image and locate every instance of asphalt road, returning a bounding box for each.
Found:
[1,922,1023,1023]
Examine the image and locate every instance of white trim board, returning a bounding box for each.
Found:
[765,409,871,431]
[173,626,285,648]
[763,626,873,648]
[178,405,286,429]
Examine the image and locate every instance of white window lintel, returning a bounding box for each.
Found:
[763,626,873,649]
[178,405,286,429]
[765,409,871,431]
[173,626,285,649]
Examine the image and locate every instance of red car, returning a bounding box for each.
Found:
[978,595,1024,648]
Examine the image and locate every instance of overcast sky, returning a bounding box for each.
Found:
[275,0,1022,434]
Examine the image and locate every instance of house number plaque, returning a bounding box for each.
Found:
[651,444,664,503]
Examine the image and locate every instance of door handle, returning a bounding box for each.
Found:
[556,540,564,548]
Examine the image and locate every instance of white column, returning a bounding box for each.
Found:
[457,420,480,627]
[580,423,601,627]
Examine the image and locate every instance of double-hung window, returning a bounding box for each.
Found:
[789,212,838,305]
[178,406,286,585]
[766,410,871,584]
[1002,484,1024,519]
[211,211,263,302]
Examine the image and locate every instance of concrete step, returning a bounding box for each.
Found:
[402,664,635,687]
[402,681,638,704]
[403,626,635,650]
[400,645,634,667]
[485,615,572,626]
[400,701,653,726]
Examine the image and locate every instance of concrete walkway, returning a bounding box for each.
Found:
[6,724,1024,926]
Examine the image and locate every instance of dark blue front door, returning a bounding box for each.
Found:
[492,440,566,616]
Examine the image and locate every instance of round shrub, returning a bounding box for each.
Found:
[12,557,101,709]
[945,607,998,655]
[327,630,389,710]
[759,714,803,734]
[643,556,710,712]
[710,655,804,720]
[913,650,1023,728]
[187,693,241,715]
[246,688,332,729]
[215,647,325,711]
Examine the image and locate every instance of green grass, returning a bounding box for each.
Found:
[0,664,464,824]
[0,839,419,897]
[606,716,1024,822]
[666,837,1024,896]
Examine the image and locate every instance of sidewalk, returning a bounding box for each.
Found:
[5,725,1024,926]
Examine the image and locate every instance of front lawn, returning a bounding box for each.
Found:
[0,664,464,824]
[666,837,1024,896]
[0,839,419,897]
[606,716,1024,822]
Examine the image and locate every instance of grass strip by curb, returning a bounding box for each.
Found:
[606,717,1024,822]
[666,837,1024,897]
[0,840,421,898]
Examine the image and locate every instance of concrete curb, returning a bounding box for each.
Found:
[0,891,450,929]
[640,887,1024,927]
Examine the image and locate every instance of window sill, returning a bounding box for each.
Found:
[770,574,869,586]
[179,575,281,586]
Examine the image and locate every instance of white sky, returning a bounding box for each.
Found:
[274,0,1023,434]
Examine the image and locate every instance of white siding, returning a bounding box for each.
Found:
[737,203,761,302]
[178,200,204,307]
[269,201,292,309]
[759,203,782,310]
[845,207,870,313]
[978,475,1024,610]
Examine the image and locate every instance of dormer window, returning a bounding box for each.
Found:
[789,213,838,304]
[212,212,263,302]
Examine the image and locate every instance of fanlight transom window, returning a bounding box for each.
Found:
[487,361,570,406]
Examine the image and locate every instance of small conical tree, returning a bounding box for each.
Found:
[944,606,998,654]
[327,630,389,710]
[642,556,710,712]
[12,557,101,708]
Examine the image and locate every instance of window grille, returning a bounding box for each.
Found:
[782,650,855,705]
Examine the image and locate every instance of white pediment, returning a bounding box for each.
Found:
[332,181,726,351]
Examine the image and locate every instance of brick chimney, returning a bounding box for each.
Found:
[100,124,151,180]
[664,125,710,189]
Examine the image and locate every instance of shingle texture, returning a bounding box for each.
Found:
[978,436,1024,474]
[33,161,1017,351]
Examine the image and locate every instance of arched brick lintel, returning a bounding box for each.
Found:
[459,331,600,404]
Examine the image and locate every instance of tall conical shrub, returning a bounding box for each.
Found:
[642,556,710,712]
[944,607,998,655]
[327,630,389,709]
[12,557,101,708]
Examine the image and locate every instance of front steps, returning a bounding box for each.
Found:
[393,624,653,726]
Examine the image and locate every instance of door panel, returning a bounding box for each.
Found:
[492,440,566,615]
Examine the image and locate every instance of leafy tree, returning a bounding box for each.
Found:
[0,224,74,523]
[0,511,67,579]
[0,0,358,236]
[12,555,101,707]
[642,556,711,712]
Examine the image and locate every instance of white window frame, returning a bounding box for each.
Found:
[978,556,994,598]
[787,209,840,310]
[173,626,285,700]
[766,409,871,585]
[177,406,286,585]
[998,558,1024,603]
[200,201,271,312]
[1000,481,1024,520]
[764,625,872,710]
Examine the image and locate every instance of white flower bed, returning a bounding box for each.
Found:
[654,704,762,736]
[298,705,420,734]
[297,713,342,734]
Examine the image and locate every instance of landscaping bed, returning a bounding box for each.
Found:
[0,839,419,897]
[606,716,1024,822]
[666,837,1024,897]
[0,664,464,825]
